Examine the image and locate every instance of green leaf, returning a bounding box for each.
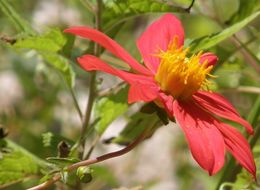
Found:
[14,29,67,52]
[0,0,35,35]
[189,11,260,53]
[0,139,45,187]
[41,52,75,88]
[228,0,260,24]
[112,112,160,145]
[103,0,187,30]
[62,34,76,58]
[94,86,128,135]
[13,29,75,88]
[46,157,80,166]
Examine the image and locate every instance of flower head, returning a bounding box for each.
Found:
[64,14,256,177]
[154,38,213,100]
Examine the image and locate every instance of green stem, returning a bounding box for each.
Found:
[79,0,102,158]
[68,86,83,122]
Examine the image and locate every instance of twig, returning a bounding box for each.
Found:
[231,35,260,73]
[84,135,100,160]
[27,131,147,190]
[185,0,196,13]
[68,86,83,122]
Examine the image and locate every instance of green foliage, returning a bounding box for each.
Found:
[219,159,260,190]
[41,52,75,87]
[0,151,38,187]
[229,0,260,24]
[42,132,74,156]
[0,0,35,34]
[94,86,128,135]
[46,157,79,166]
[189,11,260,52]
[13,29,75,87]
[112,112,160,145]
[0,140,43,187]
[14,29,67,52]
[103,0,187,30]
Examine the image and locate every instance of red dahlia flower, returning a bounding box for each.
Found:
[65,14,256,177]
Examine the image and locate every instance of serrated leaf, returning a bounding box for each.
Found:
[14,29,67,52]
[189,11,260,53]
[95,86,128,135]
[0,151,38,187]
[103,0,187,30]
[0,139,45,188]
[42,132,74,154]
[112,112,160,145]
[41,52,75,87]
[0,0,35,35]
[13,29,75,87]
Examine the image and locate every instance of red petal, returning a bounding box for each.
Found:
[193,91,254,134]
[158,92,174,116]
[128,82,159,103]
[78,55,149,82]
[200,52,218,67]
[137,14,184,73]
[64,27,151,76]
[217,123,256,177]
[78,55,159,103]
[173,100,225,175]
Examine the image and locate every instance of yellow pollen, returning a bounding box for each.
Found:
[154,37,214,100]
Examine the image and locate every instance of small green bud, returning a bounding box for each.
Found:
[76,166,93,183]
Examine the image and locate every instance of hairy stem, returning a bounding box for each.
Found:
[78,0,102,158]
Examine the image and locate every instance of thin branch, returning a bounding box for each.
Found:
[84,135,100,160]
[231,35,260,73]
[221,37,256,63]
[27,131,147,190]
[68,86,83,122]
[185,0,196,13]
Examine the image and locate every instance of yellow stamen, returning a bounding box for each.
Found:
[154,37,213,100]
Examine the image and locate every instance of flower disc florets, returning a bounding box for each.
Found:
[155,38,213,100]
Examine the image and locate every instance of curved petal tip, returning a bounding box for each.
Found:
[200,52,218,67]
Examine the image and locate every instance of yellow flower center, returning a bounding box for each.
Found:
[154,38,213,100]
